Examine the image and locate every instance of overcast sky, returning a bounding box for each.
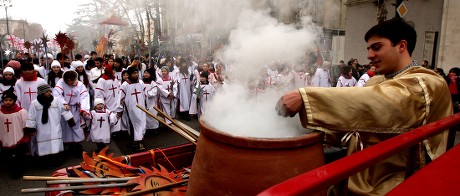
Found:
[3,0,92,34]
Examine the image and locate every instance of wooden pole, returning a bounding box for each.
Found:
[46,177,135,185]
[136,105,197,145]
[125,179,188,196]
[23,176,85,181]
[21,182,136,193]
[152,106,199,140]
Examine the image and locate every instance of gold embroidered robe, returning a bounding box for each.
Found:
[298,66,453,195]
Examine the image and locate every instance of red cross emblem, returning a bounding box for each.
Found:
[4,118,12,132]
[131,88,141,104]
[24,87,37,101]
[97,116,106,128]
[203,91,210,101]
[66,90,76,103]
[108,84,117,97]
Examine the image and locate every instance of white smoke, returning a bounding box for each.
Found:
[202,82,306,138]
[201,6,322,138]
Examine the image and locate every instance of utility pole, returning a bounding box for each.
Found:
[1,0,12,60]
[1,0,12,36]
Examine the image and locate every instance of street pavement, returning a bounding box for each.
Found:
[0,118,200,196]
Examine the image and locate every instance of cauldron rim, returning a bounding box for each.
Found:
[199,119,324,149]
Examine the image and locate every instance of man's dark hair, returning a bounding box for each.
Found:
[75,54,83,60]
[85,59,95,70]
[32,57,39,65]
[95,57,104,63]
[63,70,78,81]
[90,51,97,55]
[365,18,417,56]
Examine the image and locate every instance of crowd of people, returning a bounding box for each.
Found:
[0,52,226,177]
[0,20,459,182]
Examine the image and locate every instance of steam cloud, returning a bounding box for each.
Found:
[199,5,322,138]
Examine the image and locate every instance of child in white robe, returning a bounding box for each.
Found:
[115,66,147,151]
[95,64,121,133]
[53,70,90,156]
[311,61,332,87]
[0,67,17,102]
[82,98,118,152]
[0,89,28,177]
[25,84,75,167]
[336,66,357,87]
[157,66,178,124]
[142,68,161,130]
[291,64,310,88]
[356,65,376,87]
[118,70,130,132]
[189,72,215,117]
[45,60,63,88]
[14,61,47,112]
[174,58,193,120]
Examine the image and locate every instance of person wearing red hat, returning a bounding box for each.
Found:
[95,63,122,133]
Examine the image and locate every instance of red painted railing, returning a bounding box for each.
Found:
[258,113,460,196]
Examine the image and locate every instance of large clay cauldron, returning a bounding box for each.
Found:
[187,120,325,196]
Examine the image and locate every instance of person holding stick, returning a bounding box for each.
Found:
[115,66,147,151]
[276,18,452,195]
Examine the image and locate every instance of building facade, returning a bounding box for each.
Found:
[344,0,459,71]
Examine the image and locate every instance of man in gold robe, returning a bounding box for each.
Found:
[276,18,453,195]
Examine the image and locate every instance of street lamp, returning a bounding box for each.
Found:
[1,0,12,36]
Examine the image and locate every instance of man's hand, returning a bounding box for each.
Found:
[276,90,305,117]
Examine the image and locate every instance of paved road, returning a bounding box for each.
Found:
[0,118,199,196]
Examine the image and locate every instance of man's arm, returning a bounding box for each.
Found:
[276,89,304,117]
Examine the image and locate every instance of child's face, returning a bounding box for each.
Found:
[76,66,84,72]
[65,78,77,86]
[95,103,104,110]
[202,64,208,71]
[2,97,15,107]
[161,69,169,77]
[122,73,129,81]
[43,90,52,97]
[200,76,207,83]
[52,66,61,73]
[3,72,13,80]
[108,59,114,66]
[143,71,151,79]
[130,72,139,80]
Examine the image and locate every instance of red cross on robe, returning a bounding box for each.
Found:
[108,84,117,97]
[66,90,76,103]
[182,75,189,83]
[131,89,141,104]
[97,116,106,128]
[203,91,210,101]
[4,119,12,132]
[24,87,37,101]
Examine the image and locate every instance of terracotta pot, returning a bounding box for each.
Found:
[187,120,325,196]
